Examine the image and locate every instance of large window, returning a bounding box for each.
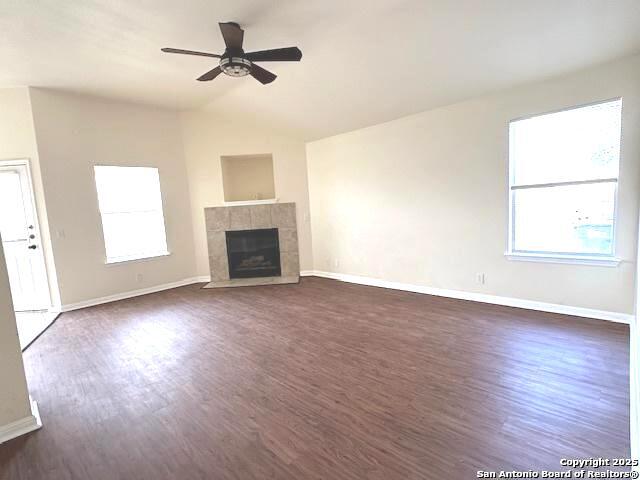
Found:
[94,166,169,263]
[508,99,622,263]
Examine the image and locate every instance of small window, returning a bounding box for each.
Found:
[94,166,169,263]
[508,99,622,260]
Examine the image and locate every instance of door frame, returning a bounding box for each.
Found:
[0,158,53,312]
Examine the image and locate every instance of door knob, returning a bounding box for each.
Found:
[28,245,37,250]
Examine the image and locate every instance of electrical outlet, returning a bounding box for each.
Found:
[136,273,144,283]
[476,273,486,285]
[333,259,340,269]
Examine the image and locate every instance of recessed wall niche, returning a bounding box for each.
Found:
[221,154,275,202]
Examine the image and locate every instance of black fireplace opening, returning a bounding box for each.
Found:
[225,228,282,279]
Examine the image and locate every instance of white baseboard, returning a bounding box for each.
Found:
[0,397,42,445]
[306,270,633,324]
[60,272,317,312]
[61,277,206,312]
[59,270,631,323]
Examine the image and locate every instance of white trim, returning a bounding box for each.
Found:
[511,177,618,190]
[631,322,639,467]
[222,198,279,206]
[510,96,623,123]
[0,397,42,445]
[60,273,315,311]
[505,252,622,267]
[105,251,171,265]
[93,165,170,271]
[58,269,631,322]
[306,270,633,324]
[507,98,622,265]
[61,277,206,312]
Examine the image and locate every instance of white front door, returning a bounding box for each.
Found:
[0,162,50,311]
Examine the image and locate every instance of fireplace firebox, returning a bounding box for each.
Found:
[225,228,281,279]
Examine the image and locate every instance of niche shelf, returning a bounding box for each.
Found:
[221,154,275,203]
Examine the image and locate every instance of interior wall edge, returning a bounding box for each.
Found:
[25,87,63,310]
[0,397,41,446]
[631,322,639,467]
[0,234,34,428]
[632,209,640,466]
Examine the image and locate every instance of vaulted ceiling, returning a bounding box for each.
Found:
[2,0,640,139]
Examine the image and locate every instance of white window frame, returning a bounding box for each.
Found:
[93,165,170,265]
[506,98,622,267]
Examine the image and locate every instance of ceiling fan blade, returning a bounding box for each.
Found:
[245,47,302,62]
[250,63,277,84]
[197,66,223,81]
[161,47,221,58]
[219,22,244,50]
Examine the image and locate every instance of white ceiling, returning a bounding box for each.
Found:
[2,0,640,140]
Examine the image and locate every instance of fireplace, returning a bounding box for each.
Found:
[204,203,299,288]
[225,228,282,279]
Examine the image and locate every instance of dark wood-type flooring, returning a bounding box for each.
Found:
[0,277,630,479]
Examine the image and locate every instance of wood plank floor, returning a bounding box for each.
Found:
[0,277,630,479]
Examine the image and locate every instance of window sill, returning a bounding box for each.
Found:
[505,252,621,267]
[105,252,171,266]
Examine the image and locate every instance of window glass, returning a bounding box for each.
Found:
[509,99,621,257]
[94,166,168,263]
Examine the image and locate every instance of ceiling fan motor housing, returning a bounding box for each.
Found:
[220,55,252,77]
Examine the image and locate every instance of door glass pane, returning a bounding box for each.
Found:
[0,171,28,241]
[511,100,621,185]
[513,182,615,255]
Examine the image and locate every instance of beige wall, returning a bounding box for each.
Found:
[0,87,60,308]
[29,89,196,306]
[180,111,313,277]
[307,55,640,315]
[0,235,32,426]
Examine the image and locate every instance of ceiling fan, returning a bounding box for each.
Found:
[162,22,302,85]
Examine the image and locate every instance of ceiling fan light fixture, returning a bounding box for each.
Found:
[162,22,301,84]
[220,57,252,77]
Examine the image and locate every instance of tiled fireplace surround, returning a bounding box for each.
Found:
[204,202,300,288]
